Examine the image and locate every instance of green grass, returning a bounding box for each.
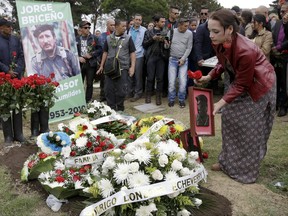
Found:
[0,167,42,216]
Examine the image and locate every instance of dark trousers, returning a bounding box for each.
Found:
[81,63,96,103]
[146,56,165,93]
[105,69,129,111]
[128,57,144,97]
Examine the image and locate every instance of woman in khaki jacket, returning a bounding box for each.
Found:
[249,14,273,61]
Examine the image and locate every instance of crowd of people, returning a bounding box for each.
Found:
[0,1,288,184]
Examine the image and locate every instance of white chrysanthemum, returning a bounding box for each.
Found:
[86,175,94,185]
[135,203,157,216]
[130,147,151,165]
[75,136,88,148]
[194,198,203,207]
[91,167,100,177]
[129,162,139,173]
[61,146,71,158]
[124,153,134,162]
[102,157,116,170]
[151,169,163,181]
[165,170,179,181]
[148,203,157,212]
[98,179,115,198]
[188,151,199,161]
[75,180,85,189]
[113,162,131,184]
[157,140,180,156]
[127,171,150,188]
[177,209,191,216]
[54,160,66,170]
[180,167,190,176]
[167,191,180,198]
[175,148,187,161]
[113,148,122,155]
[38,172,50,180]
[121,186,128,191]
[87,107,96,113]
[47,181,65,188]
[171,159,183,171]
[158,154,169,167]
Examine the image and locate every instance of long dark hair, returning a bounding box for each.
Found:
[209,9,240,35]
[248,14,269,39]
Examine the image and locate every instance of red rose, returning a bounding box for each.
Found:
[170,127,176,134]
[202,152,209,159]
[120,144,126,149]
[99,141,106,147]
[12,51,17,57]
[70,151,76,156]
[106,31,110,35]
[86,141,92,148]
[73,175,81,182]
[55,176,65,183]
[50,73,55,79]
[79,168,86,174]
[55,169,62,175]
[129,134,135,140]
[167,23,172,29]
[96,136,101,142]
[82,125,88,130]
[174,138,180,144]
[187,70,202,80]
[108,144,114,149]
[28,160,36,169]
[69,168,76,174]
[94,147,102,153]
[84,164,91,170]
[38,152,48,159]
[80,133,85,137]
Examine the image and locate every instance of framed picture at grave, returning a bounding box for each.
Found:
[188,87,215,136]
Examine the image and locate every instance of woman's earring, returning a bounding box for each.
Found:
[223,34,232,49]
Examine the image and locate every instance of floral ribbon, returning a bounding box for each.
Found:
[90,114,136,126]
[80,164,207,216]
[136,118,174,141]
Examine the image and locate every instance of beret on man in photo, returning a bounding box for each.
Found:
[0,18,13,26]
[79,20,91,27]
[33,24,54,38]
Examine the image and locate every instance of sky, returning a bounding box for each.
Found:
[217,0,274,9]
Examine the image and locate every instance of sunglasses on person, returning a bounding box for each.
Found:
[172,12,179,15]
[201,12,208,15]
[82,26,91,29]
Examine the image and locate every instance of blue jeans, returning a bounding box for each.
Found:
[168,57,188,102]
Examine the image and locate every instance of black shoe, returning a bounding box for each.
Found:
[179,101,186,108]
[130,95,141,102]
[168,101,174,107]
[277,107,287,117]
[162,92,168,98]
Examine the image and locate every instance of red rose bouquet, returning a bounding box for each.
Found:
[21,152,57,181]
[187,70,202,80]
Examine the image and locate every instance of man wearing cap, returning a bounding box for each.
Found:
[76,20,103,103]
[31,24,80,81]
[0,18,26,145]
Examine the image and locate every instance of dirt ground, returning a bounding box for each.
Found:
[0,87,287,216]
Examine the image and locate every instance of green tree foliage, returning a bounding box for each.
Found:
[101,0,169,25]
